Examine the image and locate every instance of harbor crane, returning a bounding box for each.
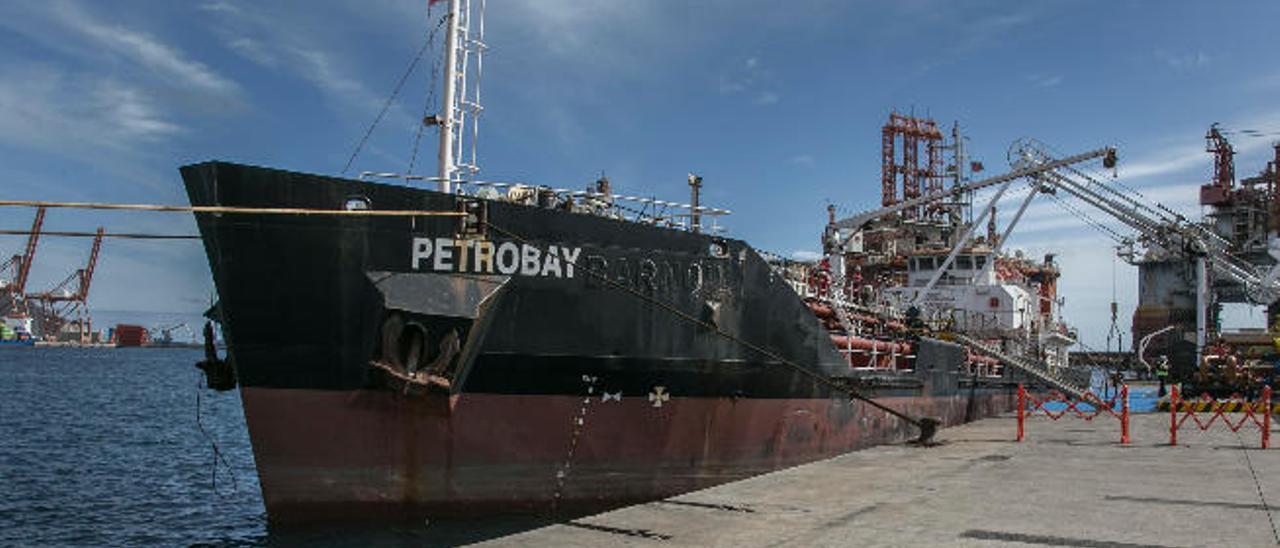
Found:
[28,227,103,343]
[1,206,46,316]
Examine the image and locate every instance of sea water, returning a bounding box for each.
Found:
[0,347,545,547]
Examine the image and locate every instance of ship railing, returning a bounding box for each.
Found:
[840,347,916,372]
[953,332,1088,399]
[962,361,1005,378]
[359,172,730,233]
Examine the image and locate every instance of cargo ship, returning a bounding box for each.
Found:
[183,1,1097,522]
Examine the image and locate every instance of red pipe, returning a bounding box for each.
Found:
[807,301,835,319]
[966,352,999,365]
[829,335,911,355]
[806,301,907,330]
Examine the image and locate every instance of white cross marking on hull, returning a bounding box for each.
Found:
[649,386,670,408]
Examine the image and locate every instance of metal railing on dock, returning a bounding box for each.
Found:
[951,333,1089,399]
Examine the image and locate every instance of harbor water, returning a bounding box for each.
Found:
[0,347,548,547]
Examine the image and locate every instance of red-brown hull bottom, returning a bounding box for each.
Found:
[241,387,1015,522]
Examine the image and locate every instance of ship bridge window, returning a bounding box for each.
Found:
[918,257,935,271]
[956,256,973,270]
[975,255,987,269]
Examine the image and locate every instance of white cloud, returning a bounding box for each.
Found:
[1116,142,1210,181]
[0,68,180,153]
[47,1,240,98]
[290,47,387,112]
[95,83,183,141]
[792,250,821,261]
[911,7,1039,74]
[198,1,242,16]
[790,154,816,168]
[1118,125,1278,182]
[718,75,746,95]
[1156,49,1212,70]
[226,37,278,67]
[203,2,412,122]
[1027,74,1063,88]
[720,56,780,107]
[500,0,658,67]
[753,92,781,106]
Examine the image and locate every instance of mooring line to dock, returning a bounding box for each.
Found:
[1236,430,1279,544]
[483,220,941,443]
[0,199,467,217]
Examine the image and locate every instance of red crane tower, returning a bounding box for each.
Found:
[881,113,945,219]
[1200,123,1236,206]
[1,207,46,317]
[29,227,104,343]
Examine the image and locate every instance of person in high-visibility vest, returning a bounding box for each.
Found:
[1155,355,1170,398]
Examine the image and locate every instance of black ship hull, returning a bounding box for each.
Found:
[181,162,1017,522]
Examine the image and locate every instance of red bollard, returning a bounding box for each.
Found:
[1120,384,1130,445]
[1169,385,1180,446]
[1017,384,1026,442]
[1264,385,1272,450]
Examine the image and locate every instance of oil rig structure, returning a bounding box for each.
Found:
[0,207,106,344]
[784,113,1280,398]
[771,112,1110,398]
[1130,125,1280,394]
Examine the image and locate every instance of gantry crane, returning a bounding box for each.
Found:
[29,227,103,343]
[1,207,46,317]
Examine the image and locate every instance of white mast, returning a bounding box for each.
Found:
[436,0,485,193]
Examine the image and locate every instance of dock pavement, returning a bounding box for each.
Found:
[477,412,1280,547]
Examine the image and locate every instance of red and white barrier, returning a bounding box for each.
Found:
[1017,384,1130,444]
[1168,386,1271,449]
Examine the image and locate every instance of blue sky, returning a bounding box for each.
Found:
[1,1,1278,347]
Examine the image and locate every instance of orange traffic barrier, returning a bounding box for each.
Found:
[1168,386,1271,449]
[1017,384,1130,444]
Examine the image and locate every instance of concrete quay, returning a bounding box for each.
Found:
[477,413,1280,547]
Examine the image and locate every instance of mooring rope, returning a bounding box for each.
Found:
[482,220,938,439]
[0,199,466,217]
[0,229,199,239]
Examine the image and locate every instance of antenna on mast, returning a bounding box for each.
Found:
[436,0,486,193]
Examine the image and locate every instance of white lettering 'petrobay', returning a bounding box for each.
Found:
[411,237,583,279]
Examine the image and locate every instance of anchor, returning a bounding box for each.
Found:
[195,320,235,391]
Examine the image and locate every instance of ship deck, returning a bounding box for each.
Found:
[478,412,1280,547]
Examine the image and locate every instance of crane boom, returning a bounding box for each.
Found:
[832,147,1115,235]
[1014,140,1280,304]
[78,228,103,299]
[13,206,45,298]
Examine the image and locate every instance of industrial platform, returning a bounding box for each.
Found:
[477,413,1280,547]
